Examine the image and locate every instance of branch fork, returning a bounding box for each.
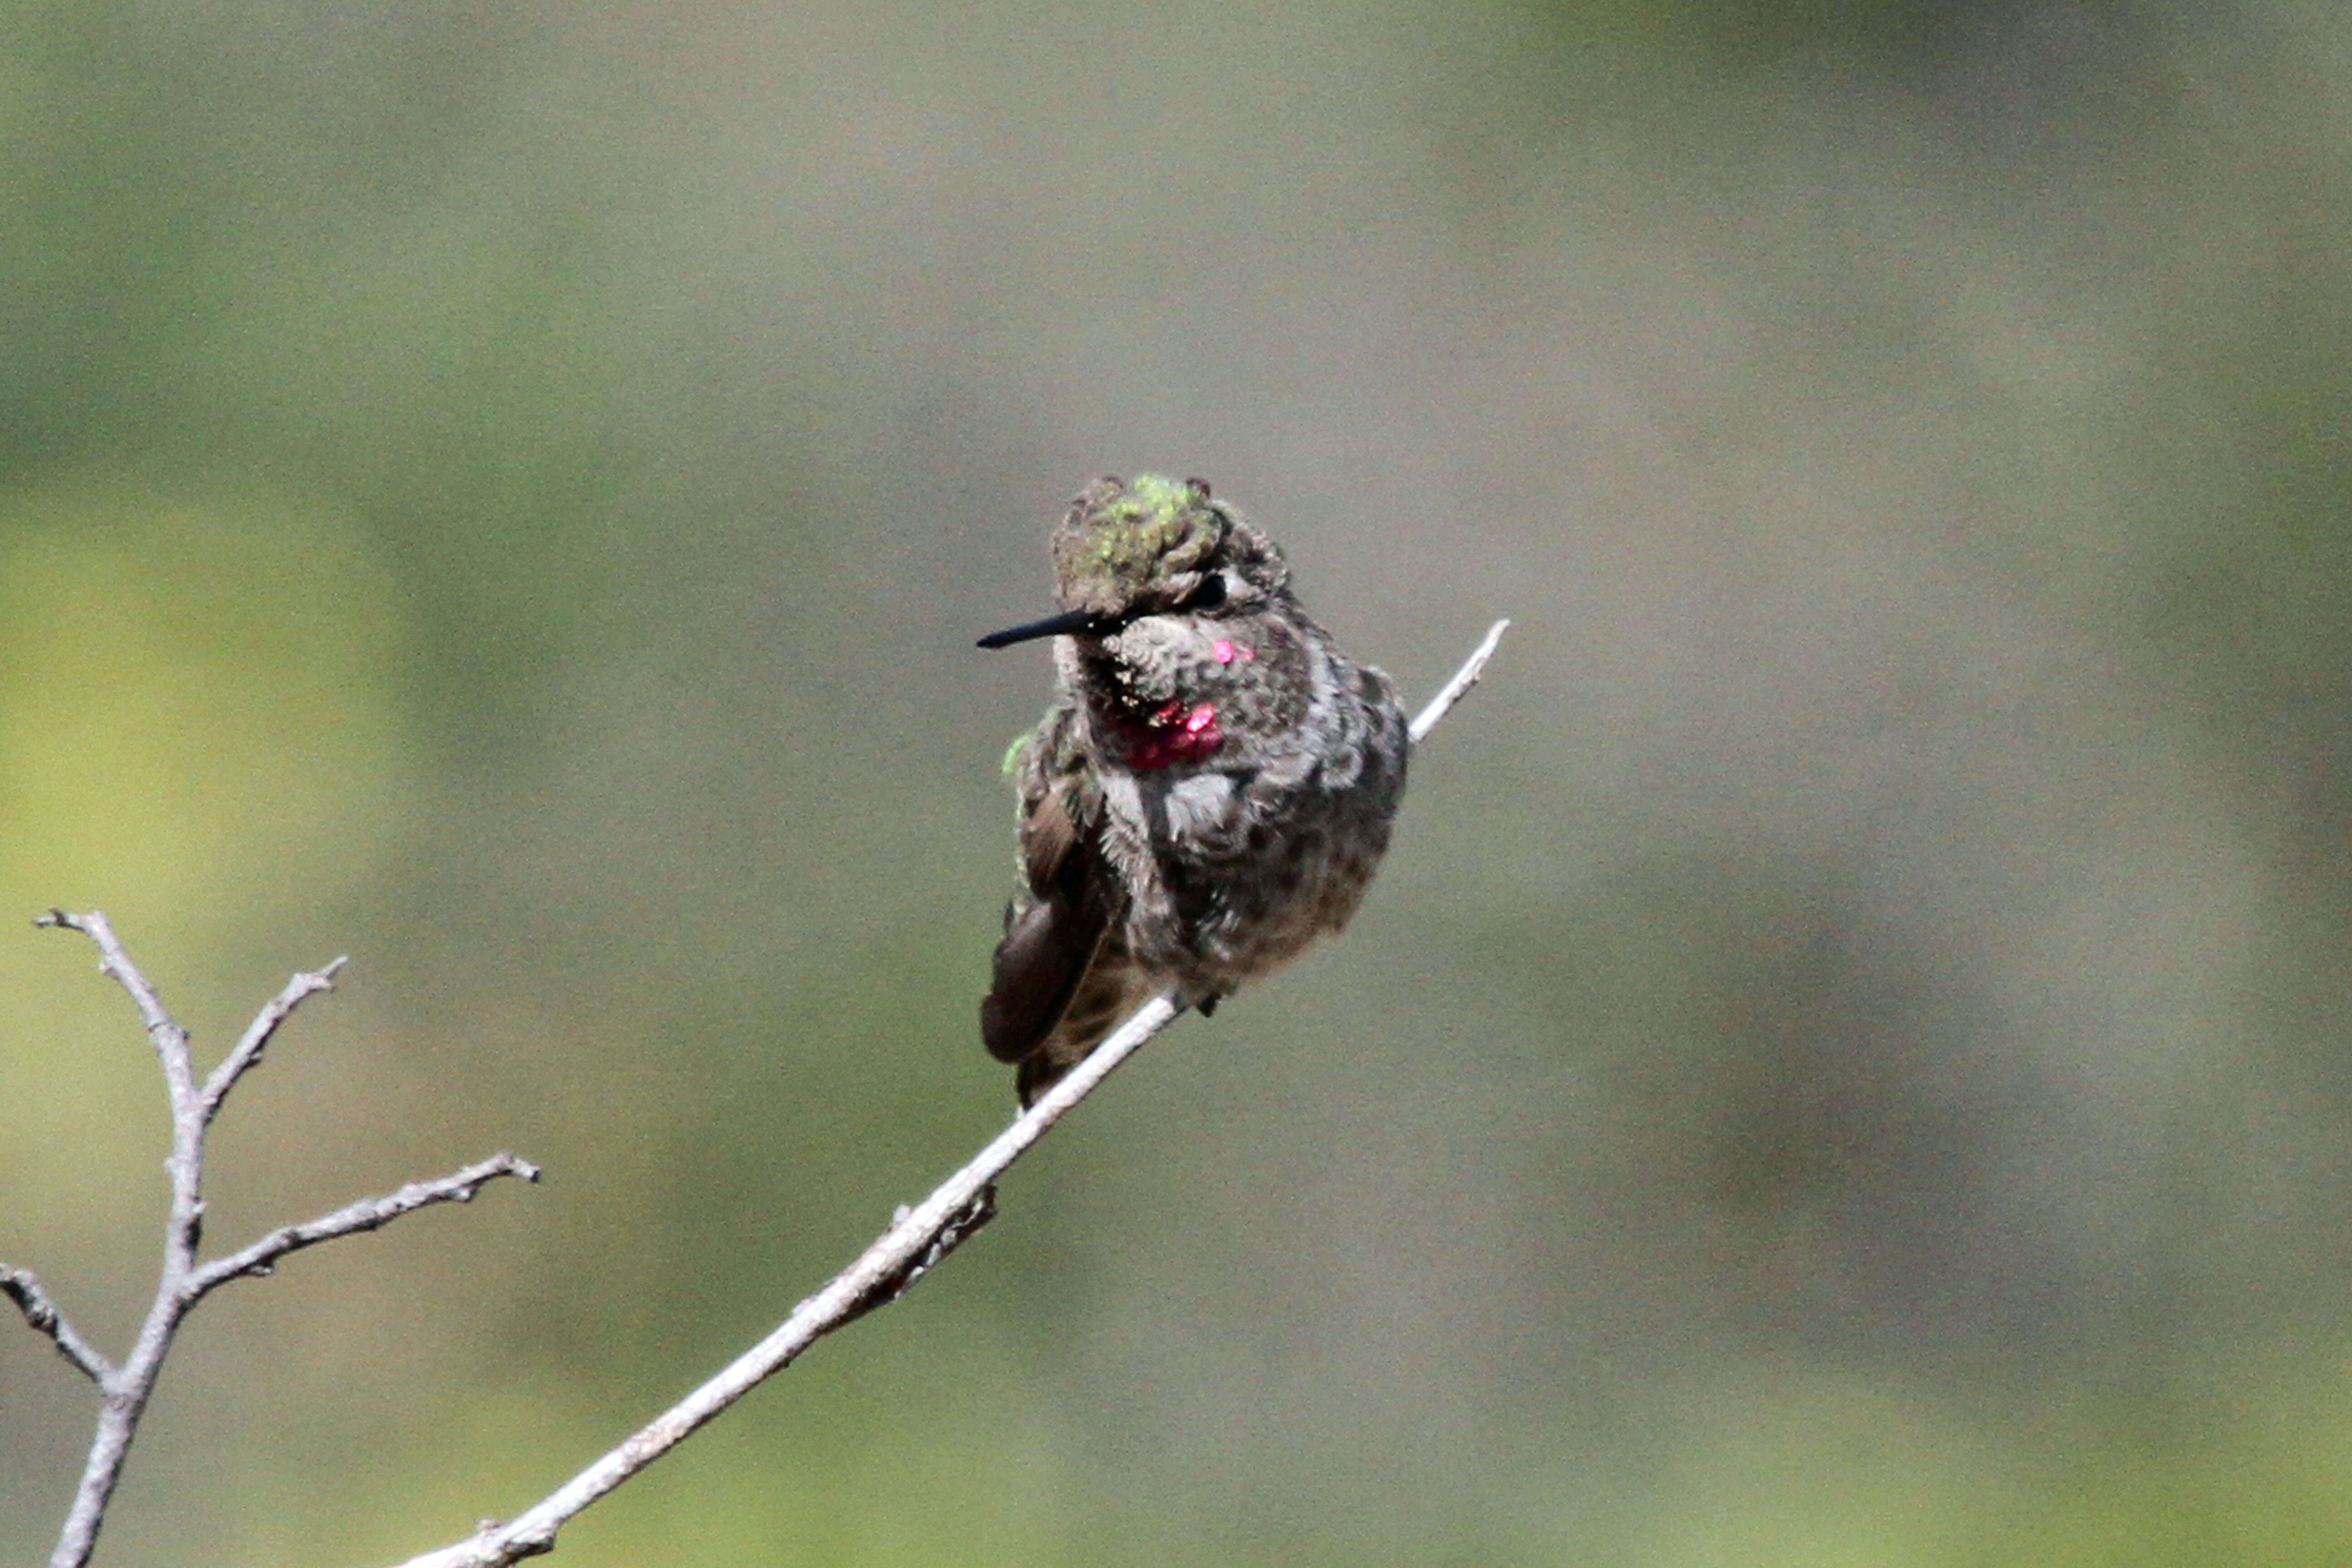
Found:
[5,912,538,1568]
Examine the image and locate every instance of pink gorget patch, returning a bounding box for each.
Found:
[1122,699,1224,769]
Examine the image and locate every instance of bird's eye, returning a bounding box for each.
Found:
[1187,573,1228,611]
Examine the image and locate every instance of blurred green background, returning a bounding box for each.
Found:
[7,1,2352,1563]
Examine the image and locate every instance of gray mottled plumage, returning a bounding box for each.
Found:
[978,475,1410,1104]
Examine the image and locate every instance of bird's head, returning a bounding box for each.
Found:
[978,475,1290,650]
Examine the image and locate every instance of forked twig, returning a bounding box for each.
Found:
[5,914,537,1568]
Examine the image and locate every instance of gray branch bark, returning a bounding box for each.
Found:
[382,618,1508,1568]
[3,913,538,1568]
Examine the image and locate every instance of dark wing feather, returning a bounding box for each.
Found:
[981,776,1114,1064]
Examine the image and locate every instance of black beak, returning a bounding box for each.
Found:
[976,608,1113,650]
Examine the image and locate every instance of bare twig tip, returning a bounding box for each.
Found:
[3,1264,113,1385]
[3,1266,49,1324]
[1406,618,1510,744]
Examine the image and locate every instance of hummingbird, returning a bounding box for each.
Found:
[976,475,1411,1105]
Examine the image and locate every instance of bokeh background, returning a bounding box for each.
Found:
[6,1,2352,1563]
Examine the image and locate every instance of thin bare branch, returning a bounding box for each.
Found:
[1409,617,1509,744]
[201,956,349,1117]
[386,994,1183,1568]
[0,1267,113,1385]
[378,619,1509,1568]
[189,1154,541,1298]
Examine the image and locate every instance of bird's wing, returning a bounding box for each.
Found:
[981,724,1115,1066]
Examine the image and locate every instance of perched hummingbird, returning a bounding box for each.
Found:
[976,475,1411,1105]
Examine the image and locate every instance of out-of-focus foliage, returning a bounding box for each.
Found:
[5,1,2352,1563]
